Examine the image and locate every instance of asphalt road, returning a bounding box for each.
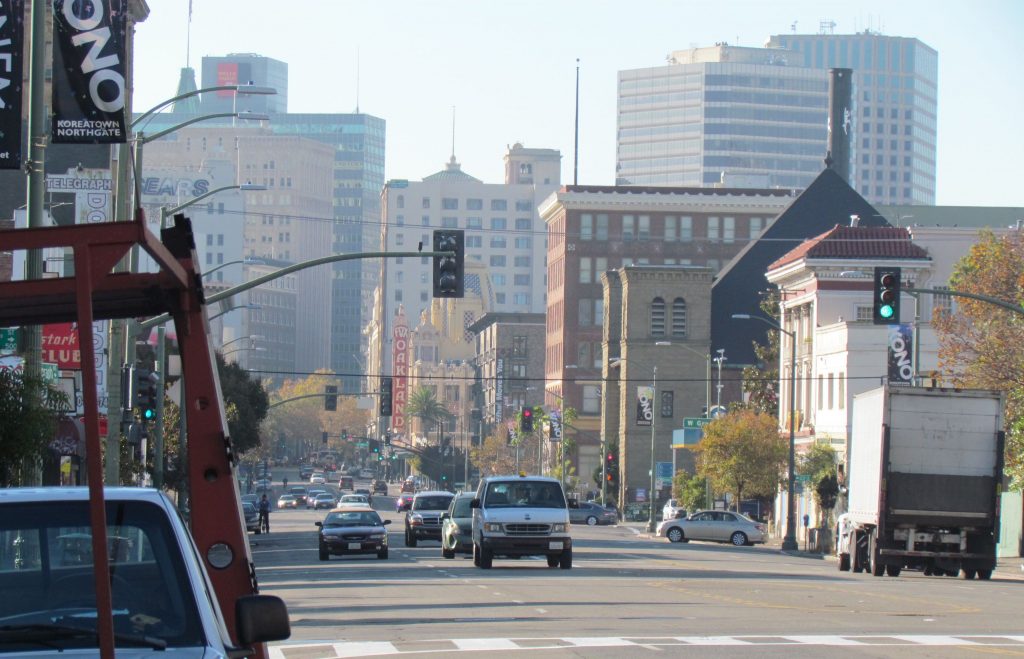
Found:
[247,476,1024,658]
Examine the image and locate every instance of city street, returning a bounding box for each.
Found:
[251,479,1024,658]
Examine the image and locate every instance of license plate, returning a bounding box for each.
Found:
[549,541,563,550]
[348,542,362,550]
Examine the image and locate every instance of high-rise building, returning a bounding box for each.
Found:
[617,32,937,206]
[200,54,289,115]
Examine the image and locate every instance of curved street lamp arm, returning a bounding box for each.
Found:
[141,113,257,144]
[162,185,257,221]
[132,85,275,129]
[903,287,1024,317]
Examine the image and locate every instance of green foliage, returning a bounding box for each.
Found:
[671,470,708,512]
[932,229,1024,488]
[408,444,465,488]
[695,409,787,510]
[216,353,269,455]
[740,289,781,416]
[0,369,69,486]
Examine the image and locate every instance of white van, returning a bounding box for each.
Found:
[470,475,576,569]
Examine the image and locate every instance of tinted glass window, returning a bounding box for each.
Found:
[451,497,474,517]
[414,496,454,511]
[324,511,383,526]
[484,481,566,508]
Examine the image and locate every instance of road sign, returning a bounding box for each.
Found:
[795,474,811,483]
[0,327,18,353]
[683,417,710,429]
[355,441,368,448]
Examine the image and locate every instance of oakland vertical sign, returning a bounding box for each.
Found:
[0,0,24,168]
[51,0,128,143]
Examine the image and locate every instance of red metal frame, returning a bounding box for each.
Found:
[0,217,261,656]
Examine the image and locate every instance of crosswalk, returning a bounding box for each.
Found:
[269,634,1024,657]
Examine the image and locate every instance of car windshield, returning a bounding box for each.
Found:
[323,511,383,527]
[485,481,566,508]
[316,494,333,500]
[340,495,366,503]
[288,487,306,495]
[0,500,204,650]
[450,497,473,517]
[413,496,453,511]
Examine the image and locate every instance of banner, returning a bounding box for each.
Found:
[0,0,24,168]
[390,307,409,435]
[51,0,128,143]
[636,385,653,426]
[887,323,913,387]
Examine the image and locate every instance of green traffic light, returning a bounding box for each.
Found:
[879,305,894,319]
[142,409,155,420]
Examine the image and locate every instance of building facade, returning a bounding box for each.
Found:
[617,32,937,206]
[540,185,795,485]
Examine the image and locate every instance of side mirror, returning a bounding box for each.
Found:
[235,594,290,645]
[568,499,579,509]
[440,512,450,520]
[382,519,392,526]
[470,499,480,509]
[314,521,323,527]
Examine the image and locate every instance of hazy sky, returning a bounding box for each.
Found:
[132,1,1024,208]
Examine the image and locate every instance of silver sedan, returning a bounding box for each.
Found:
[656,510,766,546]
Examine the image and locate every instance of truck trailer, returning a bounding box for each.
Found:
[837,386,1005,579]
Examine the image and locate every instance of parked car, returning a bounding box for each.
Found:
[656,510,766,546]
[242,502,261,533]
[316,506,390,560]
[338,476,354,490]
[312,492,338,509]
[277,494,299,509]
[372,479,388,495]
[337,494,370,508]
[441,492,475,558]
[396,493,414,512]
[405,491,454,547]
[569,501,618,526]
[662,499,687,521]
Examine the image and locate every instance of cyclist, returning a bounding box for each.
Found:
[258,494,271,533]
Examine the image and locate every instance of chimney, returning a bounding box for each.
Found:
[827,68,854,185]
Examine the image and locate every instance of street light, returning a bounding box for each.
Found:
[713,349,727,411]
[732,313,798,551]
[220,334,263,351]
[160,183,267,229]
[222,345,266,359]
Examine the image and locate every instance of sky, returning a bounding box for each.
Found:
[132,0,1024,208]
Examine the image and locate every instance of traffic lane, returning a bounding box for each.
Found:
[251,515,1024,643]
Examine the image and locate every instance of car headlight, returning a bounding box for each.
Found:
[370,529,386,537]
[410,514,423,525]
[551,523,568,533]
[483,522,504,533]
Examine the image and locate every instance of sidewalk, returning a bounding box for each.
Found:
[625,521,1024,580]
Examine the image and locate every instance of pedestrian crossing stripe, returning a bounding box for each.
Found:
[268,634,1024,657]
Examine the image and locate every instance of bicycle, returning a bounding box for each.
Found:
[259,512,270,534]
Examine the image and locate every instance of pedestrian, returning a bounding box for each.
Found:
[258,494,270,533]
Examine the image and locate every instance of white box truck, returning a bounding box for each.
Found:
[837,386,1005,579]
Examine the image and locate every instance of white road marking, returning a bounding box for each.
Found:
[452,638,520,650]
[331,641,398,657]
[535,608,547,613]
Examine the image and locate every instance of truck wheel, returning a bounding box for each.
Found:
[479,546,493,569]
[473,543,481,566]
[405,529,417,548]
[838,553,850,571]
[442,546,455,559]
[961,569,976,580]
[547,556,559,567]
[319,544,329,561]
[976,569,992,580]
[885,564,901,577]
[730,531,748,547]
[559,547,573,569]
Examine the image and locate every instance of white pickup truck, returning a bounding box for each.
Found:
[471,475,576,569]
[0,488,289,656]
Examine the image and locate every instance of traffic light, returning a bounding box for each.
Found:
[432,229,465,298]
[324,384,338,411]
[520,406,534,433]
[872,266,901,325]
[132,366,160,421]
[379,376,393,416]
[383,432,391,447]
[322,431,328,445]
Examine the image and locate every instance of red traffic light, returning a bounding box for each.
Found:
[523,408,532,418]
[606,453,614,462]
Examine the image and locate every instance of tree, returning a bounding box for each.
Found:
[405,387,454,441]
[740,289,781,416]
[694,409,787,510]
[798,442,839,526]
[672,470,708,513]
[261,371,367,462]
[216,353,269,455]
[932,229,1024,488]
[0,369,69,486]
[472,431,517,476]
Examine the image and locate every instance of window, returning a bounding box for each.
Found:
[466,217,482,229]
[638,215,650,240]
[749,217,763,238]
[490,255,506,267]
[442,198,459,210]
[671,298,686,337]
[514,274,530,286]
[422,197,430,209]
[442,217,457,228]
[515,199,532,212]
[828,373,835,409]
[396,195,405,209]
[838,373,845,409]
[395,234,404,246]
[818,373,824,410]
[707,216,720,241]
[595,257,607,279]
[421,215,431,226]
[515,217,531,231]
[594,298,604,326]
[490,217,507,231]
[579,257,592,284]
[514,256,531,267]
[582,385,601,414]
[580,214,593,240]
[490,199,508,211]
[513,293,530,305]
[495,292,506,304]
[855,305,873,322]
[623,215,636,241]
[492,274,506,285]
[595,214,609,240]
[723,217,735,243]
[514,237,531,249]
[650,297,666,337]
[466,235,482,248]
[578,298,593,325]
[679,216,692,241]
[467,198,483,210]
[491,236,507,248]
[664,216,677,241]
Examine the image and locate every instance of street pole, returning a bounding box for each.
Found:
[714,349,726,410]
[647,365,658,533]
[153,326,166,489]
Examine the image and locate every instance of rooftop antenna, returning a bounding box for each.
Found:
[451,106,456,161]
[573,58,580,186]
[791,20,798,33]
[186,0,193,68]
[355,46,360,113]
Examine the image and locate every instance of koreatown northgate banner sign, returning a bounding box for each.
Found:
[51,0,128,144]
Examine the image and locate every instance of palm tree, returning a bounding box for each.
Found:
[405,387,454,443]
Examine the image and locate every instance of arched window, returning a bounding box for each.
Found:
[650,297,666,337]
[671,298,687,337]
